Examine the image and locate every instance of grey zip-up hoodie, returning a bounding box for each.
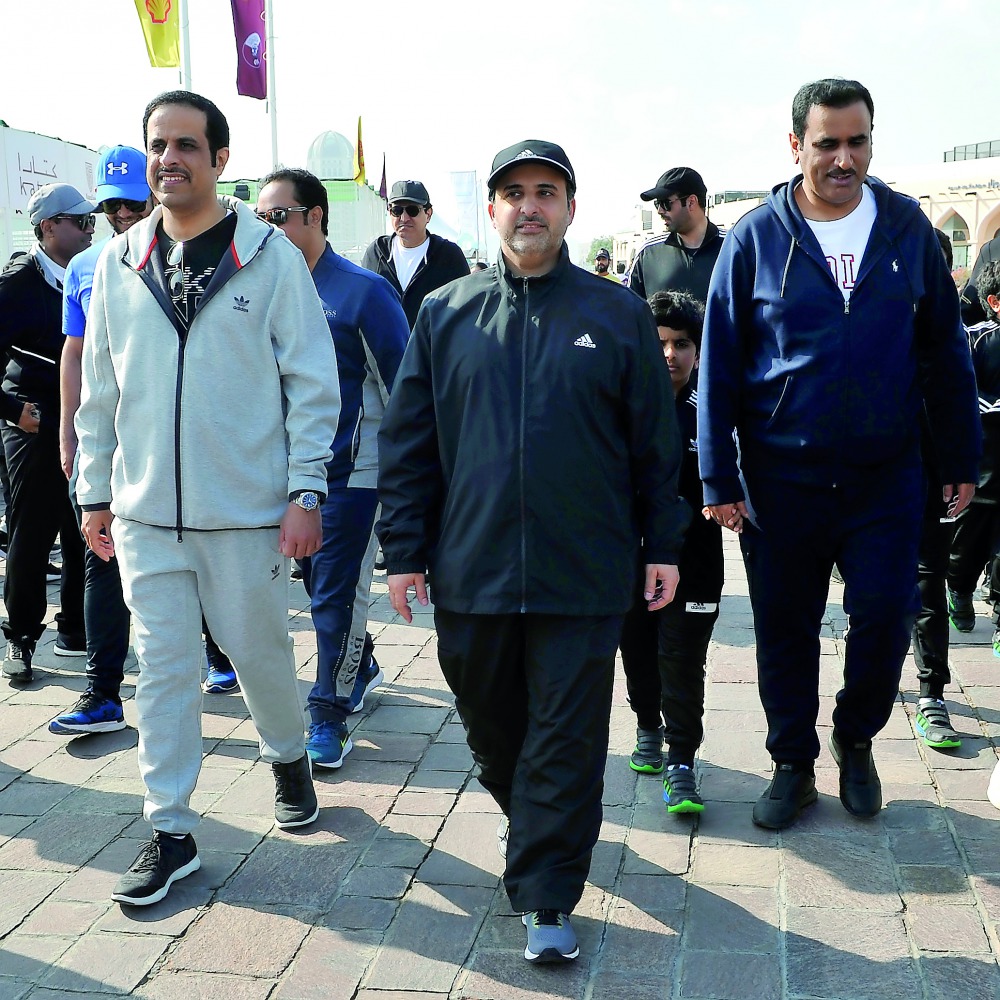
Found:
[75,197,340,533]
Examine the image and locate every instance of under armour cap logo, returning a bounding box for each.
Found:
[106,162,129,176]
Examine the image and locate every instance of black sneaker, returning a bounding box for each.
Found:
[948,588,976,632]
[829,730,882,818]
[663,763,704,814]
[752,762,817,830]
[629,725,664,774]
[272,754,319,829]
[2,636,34,682]
[54,631,87,657]
[915,698,962,750]
[111,832,200,906]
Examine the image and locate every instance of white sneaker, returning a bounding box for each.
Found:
[988,760,1000,811]
[496,816,509,859]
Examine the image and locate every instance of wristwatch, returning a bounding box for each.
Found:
[290,491,320,511]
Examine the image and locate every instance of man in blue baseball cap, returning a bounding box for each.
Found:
[46,147,154,727]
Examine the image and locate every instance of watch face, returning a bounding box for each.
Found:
[296,492,320,511]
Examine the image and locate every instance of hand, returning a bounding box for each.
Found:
[644,563,679,611]
[943,483,975,518]
[388,573,428,624]
[60,430,77,480]
[279,504,323,559]
[705,501,749,533]
[82,510,115,562]
[17,402,39,433]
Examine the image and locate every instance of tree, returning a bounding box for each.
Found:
[585,236,615,268]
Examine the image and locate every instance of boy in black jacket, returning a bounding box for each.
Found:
[947,261,1000,651]
[620,291,724,812]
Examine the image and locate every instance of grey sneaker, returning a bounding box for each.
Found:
[522,909,579,963]
[2,636,34,682]
[272,754,319,829]
[629,725,664,774]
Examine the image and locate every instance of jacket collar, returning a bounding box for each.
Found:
[497,241,572,290]
[122,196,273,271]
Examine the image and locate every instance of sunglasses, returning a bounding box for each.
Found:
[389,204,423,218]
[53,214,96,230]
[255,206,309,225]
[100,198,148,215]
[653,195,687,212]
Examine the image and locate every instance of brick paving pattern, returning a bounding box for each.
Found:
[0,535,998,999]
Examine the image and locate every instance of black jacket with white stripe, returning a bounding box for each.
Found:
[626,220,725,302]
[0,251,63,429]
[968,319,1000,500]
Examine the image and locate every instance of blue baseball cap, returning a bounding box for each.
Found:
[95,145,150,204]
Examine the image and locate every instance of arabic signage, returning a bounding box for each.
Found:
[3,128,99,216]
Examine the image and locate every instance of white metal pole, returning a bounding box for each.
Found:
[178,0,192,90]
[266,0,278,169]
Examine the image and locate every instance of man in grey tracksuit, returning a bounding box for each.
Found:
[75,91,339,907]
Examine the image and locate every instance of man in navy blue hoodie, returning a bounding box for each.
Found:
[699,78,981,830]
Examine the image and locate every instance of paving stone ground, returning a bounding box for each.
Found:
[1,535,999,999]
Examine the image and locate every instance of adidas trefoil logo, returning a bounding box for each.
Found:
[233,295,250,313]
[573,333,597,349]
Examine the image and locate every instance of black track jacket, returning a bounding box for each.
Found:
[377,245,691,616]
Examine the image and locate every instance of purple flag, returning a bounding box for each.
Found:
[231,0,267,100]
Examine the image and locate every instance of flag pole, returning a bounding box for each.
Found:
[265,0,278,169]
[178,0,192,90]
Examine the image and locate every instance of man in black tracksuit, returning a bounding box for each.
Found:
[0,183,95,681]
[360,179,469,328]
[626,166,724,302]
[377,140,689,964]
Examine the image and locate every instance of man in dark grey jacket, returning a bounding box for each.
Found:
[378,140,689,965]
[360,179,469,328]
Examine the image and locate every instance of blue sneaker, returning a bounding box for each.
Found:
[202,647,238,693]
[306,720,353,769]
[49,692,126,734]
[348,657,384,714]
[522,910,579,963]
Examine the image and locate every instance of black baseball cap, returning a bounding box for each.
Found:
[488,140,575,193]
[640,166,707,203]
[596,248,611,260]
[389,179,430,205]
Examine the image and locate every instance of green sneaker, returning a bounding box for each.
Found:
[993,629,1000,659]
[915,698,962,749]
[663,763,704,813]
[629,726,664,774]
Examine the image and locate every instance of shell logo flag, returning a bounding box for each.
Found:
[134,0,180,68]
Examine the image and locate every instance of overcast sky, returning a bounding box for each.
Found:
[3,0,997,254]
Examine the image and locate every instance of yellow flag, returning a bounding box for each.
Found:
[354,117,366,186]
[134,0,181,69]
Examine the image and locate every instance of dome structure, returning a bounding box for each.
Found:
[306,130,355,180]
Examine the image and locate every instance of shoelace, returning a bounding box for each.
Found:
[130,838,165,874]
[533,909,563,927]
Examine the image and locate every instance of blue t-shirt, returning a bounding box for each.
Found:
[62,238,110,338]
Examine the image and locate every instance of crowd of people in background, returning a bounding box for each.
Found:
[0,75,998,966]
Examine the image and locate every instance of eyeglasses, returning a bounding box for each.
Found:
[99,198,148,215]
[52,214,96,230]
[255,206,309,225]
[654,195,687,212]
[388,204,423,218]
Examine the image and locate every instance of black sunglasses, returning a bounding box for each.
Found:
[53,214,96,230]
[100,198,148,215]
[653,195,687,212]
[389,204,422,218]
[255,206,309,225]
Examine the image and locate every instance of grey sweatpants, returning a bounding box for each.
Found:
[115,518,306,834]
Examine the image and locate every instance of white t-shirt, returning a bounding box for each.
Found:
[392,236,428,291]
[804,184,876,301]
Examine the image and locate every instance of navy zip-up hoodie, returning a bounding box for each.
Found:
[698,175,981,505]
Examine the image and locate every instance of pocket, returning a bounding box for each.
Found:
[764,374,794,430]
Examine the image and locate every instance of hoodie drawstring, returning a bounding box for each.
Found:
[780,237,795,298]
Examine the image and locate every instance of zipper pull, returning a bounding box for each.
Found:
[844,299,850,316]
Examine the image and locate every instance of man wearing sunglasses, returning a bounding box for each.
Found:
[361,179,469,328]
[626,167,724,302]
[0,183,96,683]
[256,167,408,770]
